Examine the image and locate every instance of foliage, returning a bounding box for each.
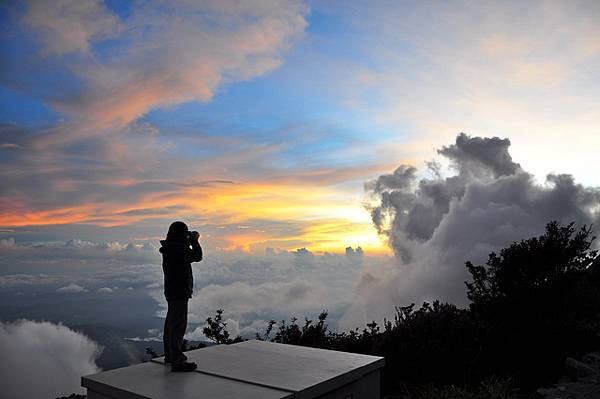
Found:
[410,378,515,399]
[466,221,597,313]
[203,308,244,344]
[145,346,158,359]
[465,221,600,387]
[271,311,331,348]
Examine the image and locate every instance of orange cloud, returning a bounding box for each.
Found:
[0,203,98,227]
[0,178,389,254]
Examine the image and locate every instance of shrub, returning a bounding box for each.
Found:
[465,221,600,387]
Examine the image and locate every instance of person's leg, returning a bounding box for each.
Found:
[169,299,196,372]
[163,301,173,362]
[170,299,188,363]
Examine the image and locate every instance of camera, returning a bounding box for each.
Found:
[186,231,199,241]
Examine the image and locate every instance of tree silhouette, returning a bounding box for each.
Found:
[465,221,600,387]
[203,308,243,344]
[466,221,597,313]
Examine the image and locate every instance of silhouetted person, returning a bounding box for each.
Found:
[159,221,203,372]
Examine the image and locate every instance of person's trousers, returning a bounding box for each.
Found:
[163,299,188,363]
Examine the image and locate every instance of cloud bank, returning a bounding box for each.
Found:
[142,248,387,338]
[0,237,377,339]
[340,133,600,328]
[0,320,101,399]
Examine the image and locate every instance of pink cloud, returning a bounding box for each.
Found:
[23,0,308,145]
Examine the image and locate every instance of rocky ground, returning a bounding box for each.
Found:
[537,351,600,399]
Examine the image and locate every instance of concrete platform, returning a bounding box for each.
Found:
[82,340,384,399]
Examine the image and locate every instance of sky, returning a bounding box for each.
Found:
[1,1,600,397]
[1,0,599,255]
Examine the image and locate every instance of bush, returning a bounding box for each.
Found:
[410,378,515,399]
[203,308,244,344]
[465,221,600,387]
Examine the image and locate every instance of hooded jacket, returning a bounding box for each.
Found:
[159,239,203,301]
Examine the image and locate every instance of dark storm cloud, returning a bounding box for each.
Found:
[365,164,417,193]
[438,133,521,177]
[340,133,600,329]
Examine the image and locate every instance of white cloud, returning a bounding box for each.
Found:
[189,280,323,319]
[0,320,101,399]
[146,282,161,289]
[57,283,87,293]
[0,239,160,276]
[0,237,16,248]
[0,274,70,288]
[125,328,163,342]
[184,326,208,341]
[0,258,163,295]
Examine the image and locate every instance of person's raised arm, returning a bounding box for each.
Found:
[187,231,203,262]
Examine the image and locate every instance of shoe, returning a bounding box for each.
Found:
[164,353,188,365]
[171,361,197,372]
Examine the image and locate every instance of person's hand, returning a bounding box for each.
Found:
[190,231,200,241]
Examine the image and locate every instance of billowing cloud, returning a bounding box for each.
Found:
[437,134,520,178]
[171,278,339,338]
[0,320,101,399]
[340,133,600,329]
[189,280,322,317]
